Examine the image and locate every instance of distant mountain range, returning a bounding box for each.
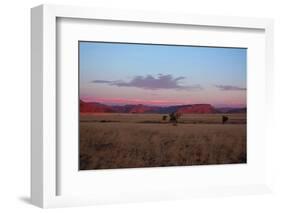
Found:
[80,100,246,114]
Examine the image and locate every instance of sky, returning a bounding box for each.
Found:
[79,41,246,108]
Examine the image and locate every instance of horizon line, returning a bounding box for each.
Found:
[80,99,246,108]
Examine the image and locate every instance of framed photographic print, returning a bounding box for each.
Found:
[31,4,274,208]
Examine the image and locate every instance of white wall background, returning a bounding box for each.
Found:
[0,0,280,212]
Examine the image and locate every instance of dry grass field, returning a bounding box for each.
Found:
[79,113,246,170]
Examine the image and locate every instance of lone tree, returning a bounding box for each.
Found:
[169,112,182,126]
[222,115,229,124]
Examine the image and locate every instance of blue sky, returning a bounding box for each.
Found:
[79,41,246,107]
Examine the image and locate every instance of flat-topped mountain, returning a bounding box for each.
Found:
[80,100,115,113]
[177,104,216,114]
[79,100,246,114]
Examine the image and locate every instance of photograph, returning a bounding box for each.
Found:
[79,41,247,170]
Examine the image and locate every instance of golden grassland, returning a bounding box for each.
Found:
[79,113,246,170]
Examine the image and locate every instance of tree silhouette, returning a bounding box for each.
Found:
[169,112,182,126]
[222,115,228,124]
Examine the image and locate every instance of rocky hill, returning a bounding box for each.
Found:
[79,100,246,114]
[177,104,216,114]
[80,100,115,113]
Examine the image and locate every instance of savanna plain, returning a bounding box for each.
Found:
[79,113,246,170]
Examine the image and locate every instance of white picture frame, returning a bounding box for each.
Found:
[31,4,274,208]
